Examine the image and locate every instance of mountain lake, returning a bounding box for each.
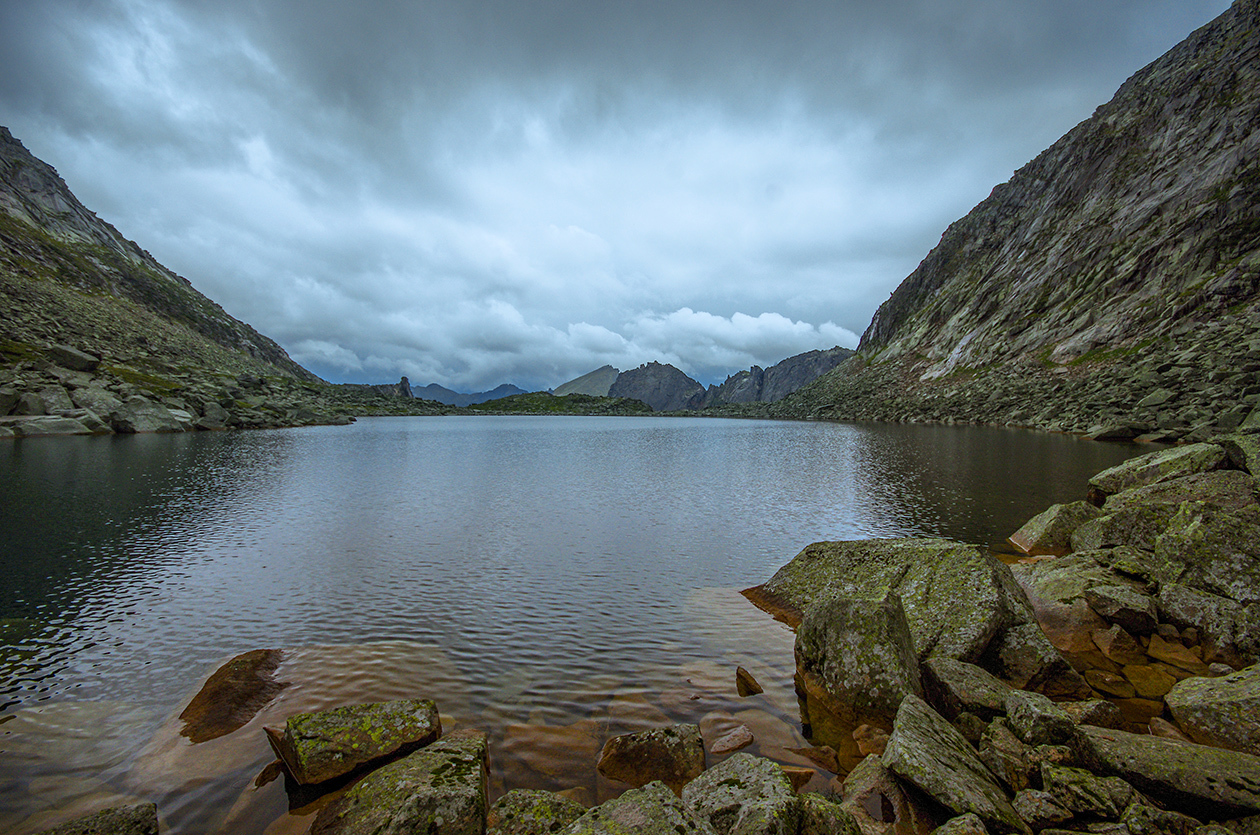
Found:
[0,416,1142,834]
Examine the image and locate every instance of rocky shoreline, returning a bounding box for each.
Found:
[0,342,454,439]
[29,435,1260,834]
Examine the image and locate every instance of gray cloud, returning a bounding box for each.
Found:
[0,0,1233,390]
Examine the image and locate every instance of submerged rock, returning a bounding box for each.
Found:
[881,694,1030,834]
[596,723,706,795]
[1165,664,1260,756]
[310,731,488,835]
[681,753,801,835]
[268,697,441,785]
[178,648,288,743]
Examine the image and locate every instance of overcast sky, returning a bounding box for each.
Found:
[0,0,1233,391]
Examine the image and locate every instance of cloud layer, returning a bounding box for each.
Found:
[0,0,1231,390]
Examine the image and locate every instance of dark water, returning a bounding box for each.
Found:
[0,417,1139,834]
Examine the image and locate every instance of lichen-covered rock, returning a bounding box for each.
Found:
[794,591,922,724]
[1004,690,1075,747]
[179,648,287,743]
[1083,584,1158,634]
[1103,470,1260,514]
[1219,433,1260,476]
[1119,802,1202,835]
[70,385,122,417]
[567,780,717,835]
[933,813,990,835]
[1011,789,1072,830]
[269,698,441,785]
[110,396,184,433]
[1153,503,1260,604]
[33,802,159,835]
[979,720,1034,793]
[798,793,860,835]
[1039,762,1134,820]
[1070,505,1178,553]
[1074,725,1260,818]
[922,658,1013,721]
[980,622,1089,698]
[839,754,940,835]
[487,789,585,835]
[1009,501,1102,556]
[756,539,1042,665]
[1087,443,1228,503]
[596,723,706,795]
[882,694,1030,834]
[681,753,801,835]
[1159,583,1260,667]
[310,731,488,835]
[1059,699,1122,729]
[1165,664,1260,756]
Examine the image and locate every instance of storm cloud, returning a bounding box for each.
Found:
[0,0,1231,390]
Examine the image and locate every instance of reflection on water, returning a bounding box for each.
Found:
[0,417,1139,833]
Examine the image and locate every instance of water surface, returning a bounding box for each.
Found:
[0,417,1139,833]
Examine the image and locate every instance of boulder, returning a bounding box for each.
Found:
[196,400,229,430]
[1159,583,1259,666]
[798,793,861,835]
[487,789,585,835]
[1219,433,1260,476]
[11,416,93,436]
[933,814,990,835]
[71,385,122,416]
[1119,803,1202,835]
[922,658,1012,721]
[794,592,922,724]
[1092,623,1148,666]
[681,753,802,835]
[596,723,706,795]
[1165,664,1260,756]
[979,719,1033,793]
[268,698,441,785]
[38,385,75,412]
[61,409,112,434]
[881,694,1030,834]
[1009,501,1101,556]
[1059,699,1122,730]
[567,781,717,835]
[1102,470,1259,514]
[179,648,288,743]
[1086,443,1228,504]
[1083,585,1158,634]
[1121,665,1177,701]
[1146,633,1210,676]
[1086,421,1147,442]
[1070,505,1178,553]
[110,396,184,433]
[1153,503,1260,604]
[310,731,488,835]
[1038,762,1134,820]
[839,754,940,835]
[1003,690,1075,747]
[1011,789,1072,830]
[33,802,158,835]
[46,344,101,371]
[0,385,17,415]
[755,538,1066,687]
[1074,725,1260,818]
[980,622,1089,698]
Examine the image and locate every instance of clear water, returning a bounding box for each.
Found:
[0,416,1139,834]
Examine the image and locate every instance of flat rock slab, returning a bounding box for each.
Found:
[487,789,585,835]
[269,697,441,785]
[568,781,717,835]
[597,723,706,795]
[682,752,801,835]
[179,648,288,743]
[1075,725,1260,818]
[1166,664,1260,756]
[882,694,1030,834]
[1087,443,1227,502]
[311,731,488,835]
[33,802,158,835]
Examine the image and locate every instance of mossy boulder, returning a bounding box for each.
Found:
[1158,583,1260,667]
[1102,470,1259,513]
[1086,443,1228,504]
[487,789,585,835]
[310,731,488,835]
[794,591,922,725]
[1038,762,1135,820]
[881,694,1031,834]
[1069,505,1178,552]
[681,752,802,835]
[1165,664,1260,756]
[1153,502,1260,604]
[269,697,441,785]
[798,793,861,835]
[567,781,717,835]
[921,657,1013,721]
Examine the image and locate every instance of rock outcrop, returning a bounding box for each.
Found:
[690,347,855,409]
[775,0,1260,437]
[608,361,705,412]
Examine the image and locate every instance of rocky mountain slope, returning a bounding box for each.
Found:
[778,0,1260,440]
[0,127,447,435]
[690,346,854,409]
[414,382,528,406]
[607,361,705,411]
[553,364,620,397]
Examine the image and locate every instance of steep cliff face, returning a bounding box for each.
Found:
[608,361,705,411]
[781,0,1260,438]
[693,346,854,408]
[0,126,316,381]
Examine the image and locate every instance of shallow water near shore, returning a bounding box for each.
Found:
[0,416,1140,833]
